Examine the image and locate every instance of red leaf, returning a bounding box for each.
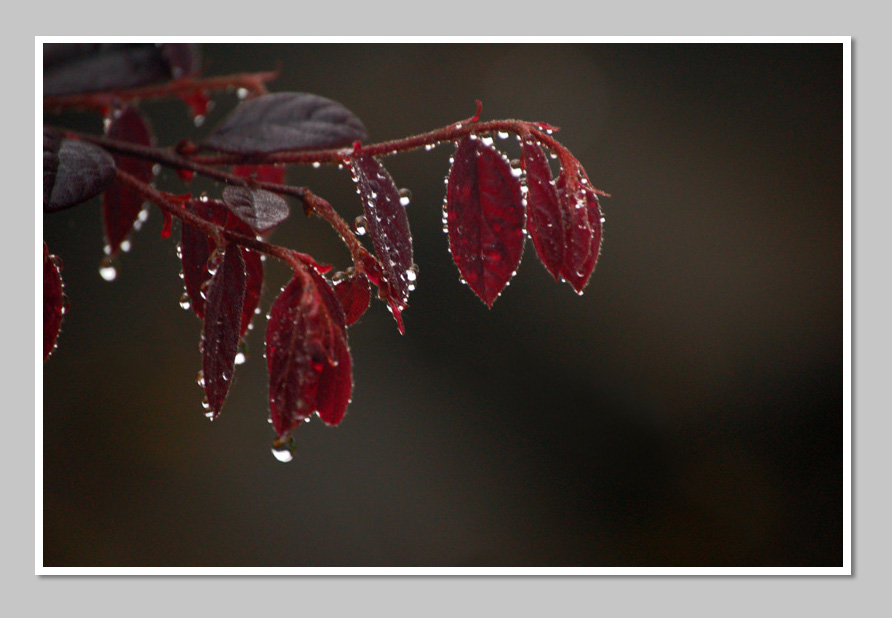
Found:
[333,272,371,326]
[44,130,116,212]
[201,244,247,418]
[43,243,65,361]
[521,138,564,281]
[445,136,525,307]
[349,154,414,312]
[203,92,367,155]
[232,164,286,186]
[180,199,263,337]
[556,171,603,294]
[266,267,352,438]
[103,105,154,255]
[221,185,290,233]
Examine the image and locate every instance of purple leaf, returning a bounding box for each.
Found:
[445,136,525,307]
[556,172,603,294]
[266,267,352,439]
[349,154,414,310]
[221,185,290,234]
[43,43,200,96]
[43,243,64,361]
[180,199,264,338]
[103,105,155,255]
[44,131,116,213]
[333,272,371,326]
[203,92,367,155]
[202,244,247,419]
[521,137,564,281]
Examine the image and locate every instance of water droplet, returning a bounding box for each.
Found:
[481,135,494,146]
[399,188,412,207]
[406,264,418,282]
[234,351,246,365]
[175,243,183,259]
[179,293,192,310]
[199,192,209,203]
[193,115,205,128]
[497,131,510,139]
[424,144,435,151]
[152,163,161,176]
[120,239,131,253]
[201,395,210,409]
[236,87,249,99]
[312,161,321,169]
[600,216,606,224]
[271,438,294,463]
[98,257,117,281]
[196,370,205,387]
[353,215,367,236]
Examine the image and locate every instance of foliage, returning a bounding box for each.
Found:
[42,43,606,460]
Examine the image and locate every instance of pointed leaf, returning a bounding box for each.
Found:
[43,243,64,361]
[556,171,603,293]
[221,185,290,233]
[349,154,414,310]
[445,136,525,307]
[202,244,247,418]
[180,199,263,337]
[266,267,352,438]
[333,272,371,326]
[44,131,116,212]
[521,138,564,281]
[103,105,155,255]
[203,92,367,155]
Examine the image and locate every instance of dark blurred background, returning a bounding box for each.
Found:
[42,43,843,567]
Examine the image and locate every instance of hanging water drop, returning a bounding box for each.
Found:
[234,351,246,365]
[354,215,367,236]
[236,87,249,99]
[120,239,131,253]
[399,188,412,207]
[312,161,321,169]
[271,438,294,463]
[497,131,510,139]
[193,115,205,128]
[98,257,117,281]
[196,370,205,387]
[201,395,210,409]
[179,293,192,310]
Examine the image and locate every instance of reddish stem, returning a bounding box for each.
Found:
[43,71,278,113]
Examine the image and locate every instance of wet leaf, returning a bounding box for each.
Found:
[103,105,155,255]
[333,272,371,326]
[44,131,116,212]
[180,199,263,337]
[266,267,352,438]
[43,243,64,361]
[521,138,564,281]
[203,92,367,155]
[349,154,414,310]
[445,136,525,307]
[202,244,247,418]
[556,172,603,294]
[221,185,290,234]
[44,43,199,96]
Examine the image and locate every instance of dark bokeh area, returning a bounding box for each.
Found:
[42,43,843,567]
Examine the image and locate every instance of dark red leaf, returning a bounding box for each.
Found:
[349,154,414,312]
[445,135,525,307]
[43,243,65,361]
[180,199,263,337]
[43,43,200,96]
[201,244,247,418]
[44,131,116,212]
[232,164,286,186]
[103,105,155,255]
[203,92,367,155]
[221,185,290,234]
[521,138,564,281]
[333,272,371,326]
[556,171,603,294]
[266,267,352,438]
